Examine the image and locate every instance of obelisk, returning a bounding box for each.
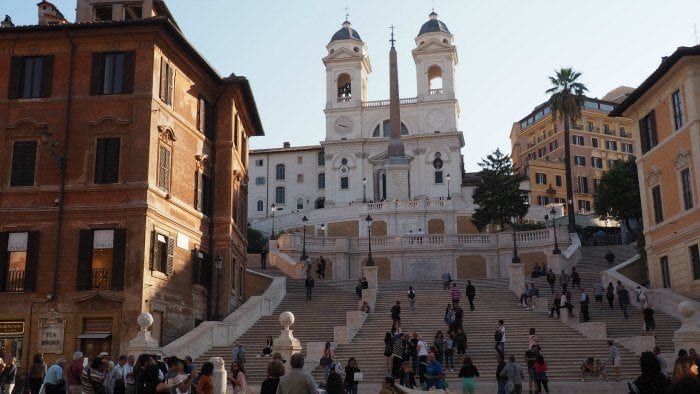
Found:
[385,26,411,200]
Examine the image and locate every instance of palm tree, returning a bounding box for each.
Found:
[547,68,588,233]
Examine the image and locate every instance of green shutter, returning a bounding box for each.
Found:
[150,230,158,271]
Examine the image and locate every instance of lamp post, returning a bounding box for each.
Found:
[320,223,326,246]
[365,215,374,266]
[362,177,367,203]
[214,254,223,321]
[446,173,451,200]
[550,207,561,254]
[300,216,308,261]
[270,203,277,239]
[511,214,520,264]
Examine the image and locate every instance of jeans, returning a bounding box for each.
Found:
[467,295,475,311]
[621,301,629,319]
[445,349,454,370]
[497,379,507,394]
[346,382,358,394]
[496,342,505,355]
[548,282,555,294]
[306,287,313,301]
[607,295,615,309]
[536,379,550,393]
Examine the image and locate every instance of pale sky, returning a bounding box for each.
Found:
[5,0,700,171]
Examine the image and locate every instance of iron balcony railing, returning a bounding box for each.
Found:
[5,269,25,292]
[92,268,112,290]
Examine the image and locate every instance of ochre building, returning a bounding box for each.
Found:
[0,0,263,368]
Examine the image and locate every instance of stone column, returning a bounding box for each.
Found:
[362,265,378,291]
[674,301,700,354]
[272,311,302,374]
[509,263,525,297]
[125,313,163,358]
[210,357,227,394]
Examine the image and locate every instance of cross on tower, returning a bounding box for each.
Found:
[344,5,349,21]
[389,25,396,47]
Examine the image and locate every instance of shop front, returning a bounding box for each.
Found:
[0,321,24,365]
[78,318,112,360]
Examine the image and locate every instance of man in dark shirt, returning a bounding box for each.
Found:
[465,280,476,311]
[617,284,630,319]
[524,345,540,394]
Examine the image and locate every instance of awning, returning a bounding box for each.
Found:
[76,333,111,339]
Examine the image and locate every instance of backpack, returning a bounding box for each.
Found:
[236,348,246,365]
[408,290,415,299]
[494,329,503,342]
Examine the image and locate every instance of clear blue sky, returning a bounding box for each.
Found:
[5,0,700,171]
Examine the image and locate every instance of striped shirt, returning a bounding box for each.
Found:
[81,367,105,394]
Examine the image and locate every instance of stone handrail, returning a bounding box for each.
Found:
[557,232,582,273]
[162,276,286,359]
[601,254,700,327]
[269,239,306,278]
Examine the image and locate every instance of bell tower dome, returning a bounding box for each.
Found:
[322,20,371,109]
[413,11,458,101]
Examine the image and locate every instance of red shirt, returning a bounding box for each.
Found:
[196,375,213,394]
[66,360,84,385]
[451,288,460,300]
[534,362,547,373]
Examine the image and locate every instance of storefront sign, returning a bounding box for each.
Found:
[38,309,66,354]
[84,318,112,333]
[0,321,24,335]
[93,230,114,249]
[7,233,28,251]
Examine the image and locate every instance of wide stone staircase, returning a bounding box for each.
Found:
[526,245,680,354]
[310,277,642,383]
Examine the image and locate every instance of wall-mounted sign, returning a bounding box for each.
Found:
[176,233,189,250]
[0,321,24,335]
[93,230,114,249]
[7,233,28,251]
[84,318,112,333]
[38,309,66,354]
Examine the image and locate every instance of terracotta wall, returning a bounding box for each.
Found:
[456,216,479,234]
[428,218,445,234]
[456,255,486,279]
[328,220,359,237]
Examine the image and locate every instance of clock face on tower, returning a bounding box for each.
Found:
[334,117,354,133]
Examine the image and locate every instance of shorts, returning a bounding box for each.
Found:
[595,295,603,302]
[528,367,535,379]
[645,320,656,331]
[613,356,622,368]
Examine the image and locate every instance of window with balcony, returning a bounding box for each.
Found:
[76,229,126,290]
[535,173,547,185]
[275,164,285,180]
[622,143,634,153]
[681,168,693,210]
[8,56,54,99]
[652,185,663,223]
[606,140,617,151]
[10,141,37,187]
[0,232,39,293]
[640,111,658,153]
[574,156,586,166]
[672,89,684,130]
[603,124,612,135]
[91,52,135,95]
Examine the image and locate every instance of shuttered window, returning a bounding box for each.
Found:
[76,229,126,291]
[10,141,37,187]
[159,58,174,105]
[94,137,120,184]
[191,250,211,286]
[90,52,135,95]
[197,95,207,132]
[8,56,53,99]
[194,172,212,215]
[151,231,174,274]
[158,146,171,192]
[640,111,658,154]
[195,172,204,211]
[0,232,39,293]
[652,185,664,224]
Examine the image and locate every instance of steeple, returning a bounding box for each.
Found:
[388,25,405,159]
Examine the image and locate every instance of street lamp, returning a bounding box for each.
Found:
[550,207,561,254]
[362,177,367,203]
[214,255,223,321]
[511,214,520,264]
[320,223,326,246]
[270,203,277,239]
[300,216,308,261]
[365,215,374,266]
[446,173,451,200]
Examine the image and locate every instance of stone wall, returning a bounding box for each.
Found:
[456,255,487,278]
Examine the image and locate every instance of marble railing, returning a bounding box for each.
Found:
[366,199,453,211]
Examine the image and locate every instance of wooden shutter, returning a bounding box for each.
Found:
[205,101,216,140]
[8,57,22,99]
[649,110,657,147]
[111,229,126,290]
[166,237,175,275]
[638,119,647,153]
[95,138,106,183]
[90,53,103,95]
[150,230,158,270]
[197,96,205,132]
[203,253,212,287]
[166,64,174,105]
[103,138,120,183]
[191,249,199,284]
[159,58,167,101]
[195,171,203,211]
[0,233,8,291]
[10,141,37,187]
[122,51,135,94]
[202,174,212,216]
[76,230,94,290]
[39,55,53,98]
[23,231,40,292]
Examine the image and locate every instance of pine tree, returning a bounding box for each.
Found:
[471,149,529,232]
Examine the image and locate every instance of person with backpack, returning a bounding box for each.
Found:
[495,320,506,355]
[571,267,581,290]
[580,288,591,322]
[465,280,476,311]
[391,301,401,326]
[406,286,416,312]
[231,345,246,369]
[545,269,556,295]
[499,355,524,394]
[441,270,452,290]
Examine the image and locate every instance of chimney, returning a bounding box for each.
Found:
[1,15,14,28]
[283,142,291,148]
[38,1,68,25]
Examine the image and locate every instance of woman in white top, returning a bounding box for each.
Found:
[226,361,247,394]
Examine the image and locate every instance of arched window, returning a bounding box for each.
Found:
[275,187,285,204]
[256,200,263,211]
[296,198,304,210]
[317,151,325,166]
[318,173,325,189]
[372,120,409,137]
[275,164,285,180]
[315,197,325,209]
[337,73,351,102]
[428,65,443,94]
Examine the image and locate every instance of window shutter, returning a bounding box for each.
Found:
[203,253,212,287]
[191,249,199,284]
[197,96,205,132]
[202,174,212,216]
[166,237,175,275]
[195,171,203,211]
[110,229,127,291]
[8,57,22,99]
[159,58,167,101]
[103,138,120,183]
[95,138,106,183]
[166,64,174,105]
[76,229,94,290]
[649,110,657,147]
[0,233,8,291]
[150,230,158,270]
[638,119,647,153]
[205,101,215,140]
[122,51,135,94]
[10,141,37,187]
[90,53,103,95]
[22,231,40,292]
[39,55,53,98]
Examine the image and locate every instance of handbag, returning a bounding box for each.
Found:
[353,372,363,382]
[320,356,331,366]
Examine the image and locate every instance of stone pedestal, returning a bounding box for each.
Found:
[362,266,379,291]
[674,301,700,354]
[385,163,410,201]
[508,263,525,296]
[125,312,163,358]
[362,289,377,310]
[271,311,302,374]
[210,357,227,394]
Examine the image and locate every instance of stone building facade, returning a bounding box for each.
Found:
[610,46,700,300]
[0,0,263,367]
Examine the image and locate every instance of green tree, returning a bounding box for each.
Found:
[593,157,642,237]
[471,149,529,232]
[247,226,268,253]
[547,68,588,233]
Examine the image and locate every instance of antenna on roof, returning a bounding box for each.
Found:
[389,24,396,47]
